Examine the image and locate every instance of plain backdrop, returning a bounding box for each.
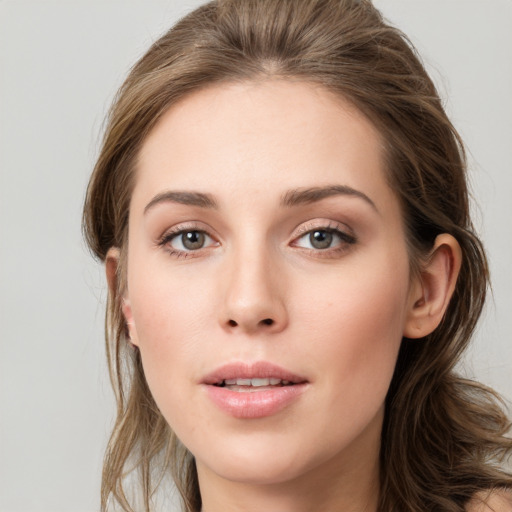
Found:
[0,1,510,511]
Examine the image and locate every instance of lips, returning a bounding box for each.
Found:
[202,362,309,419]
[202,361,307,385]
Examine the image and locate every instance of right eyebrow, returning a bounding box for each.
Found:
[143,190,218,214]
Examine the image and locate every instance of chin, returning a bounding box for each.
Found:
[201,457,313,486]
[193,431,337,487]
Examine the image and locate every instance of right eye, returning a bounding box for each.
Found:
[160,229,217,255]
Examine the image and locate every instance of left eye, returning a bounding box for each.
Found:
[167,230,215,251]
[294,228,354,250]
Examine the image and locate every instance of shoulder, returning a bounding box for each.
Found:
[466,489,512,512]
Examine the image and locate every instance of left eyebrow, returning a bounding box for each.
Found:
[280,185,378,212]
[144,190,218,214]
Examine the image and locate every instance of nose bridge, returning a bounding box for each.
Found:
[221,233,287,334]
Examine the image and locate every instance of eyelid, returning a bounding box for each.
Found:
[157,222,220,257]
[290,220,357,255]
[292,219,355,240]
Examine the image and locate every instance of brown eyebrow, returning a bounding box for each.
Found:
[144,185,377,214]
[280,185,378,212]
[144,190,218,214]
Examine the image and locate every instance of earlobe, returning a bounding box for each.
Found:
[403,234,462,339]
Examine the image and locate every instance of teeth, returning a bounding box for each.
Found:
[251,378,269,387]
[222,378,290,386]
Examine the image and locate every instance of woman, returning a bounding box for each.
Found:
[82,0,512,510]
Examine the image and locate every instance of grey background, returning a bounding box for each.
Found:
[0,1,510,511]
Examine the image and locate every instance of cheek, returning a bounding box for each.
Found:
[294,256,409,412]
[126,263,216,403]
[130,257,214,341]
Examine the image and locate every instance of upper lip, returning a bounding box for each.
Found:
[201,361,308,385]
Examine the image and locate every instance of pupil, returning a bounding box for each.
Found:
[183,231,205,250]
[310,230,332,249]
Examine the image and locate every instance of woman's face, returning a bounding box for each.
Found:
[122,80,420,486]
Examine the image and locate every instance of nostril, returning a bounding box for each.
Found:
[226,318,275,328]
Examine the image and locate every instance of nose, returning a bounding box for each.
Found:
[220,247,288,335]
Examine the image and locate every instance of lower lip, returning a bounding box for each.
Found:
[204,384,308,419]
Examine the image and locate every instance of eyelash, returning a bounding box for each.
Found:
[157,221,357,259]
[291,222,357,257]
[157,224,218,259]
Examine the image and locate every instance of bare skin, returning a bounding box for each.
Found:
[467,489,512,512]
[108,80,461,512]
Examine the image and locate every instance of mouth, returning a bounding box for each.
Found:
[202,362,309,418]
[213,377,297,392]
[202,361,308,390]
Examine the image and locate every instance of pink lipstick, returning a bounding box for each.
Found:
[202,362,309,419]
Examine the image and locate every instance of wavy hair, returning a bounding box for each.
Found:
[82,1,512,510]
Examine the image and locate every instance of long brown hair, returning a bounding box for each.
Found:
[82,1,512,510]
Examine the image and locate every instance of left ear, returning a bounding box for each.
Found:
[403,234,462,339]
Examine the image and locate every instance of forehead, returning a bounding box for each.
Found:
[134,79,397,215]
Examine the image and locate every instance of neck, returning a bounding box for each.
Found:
[196,411,382,512]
